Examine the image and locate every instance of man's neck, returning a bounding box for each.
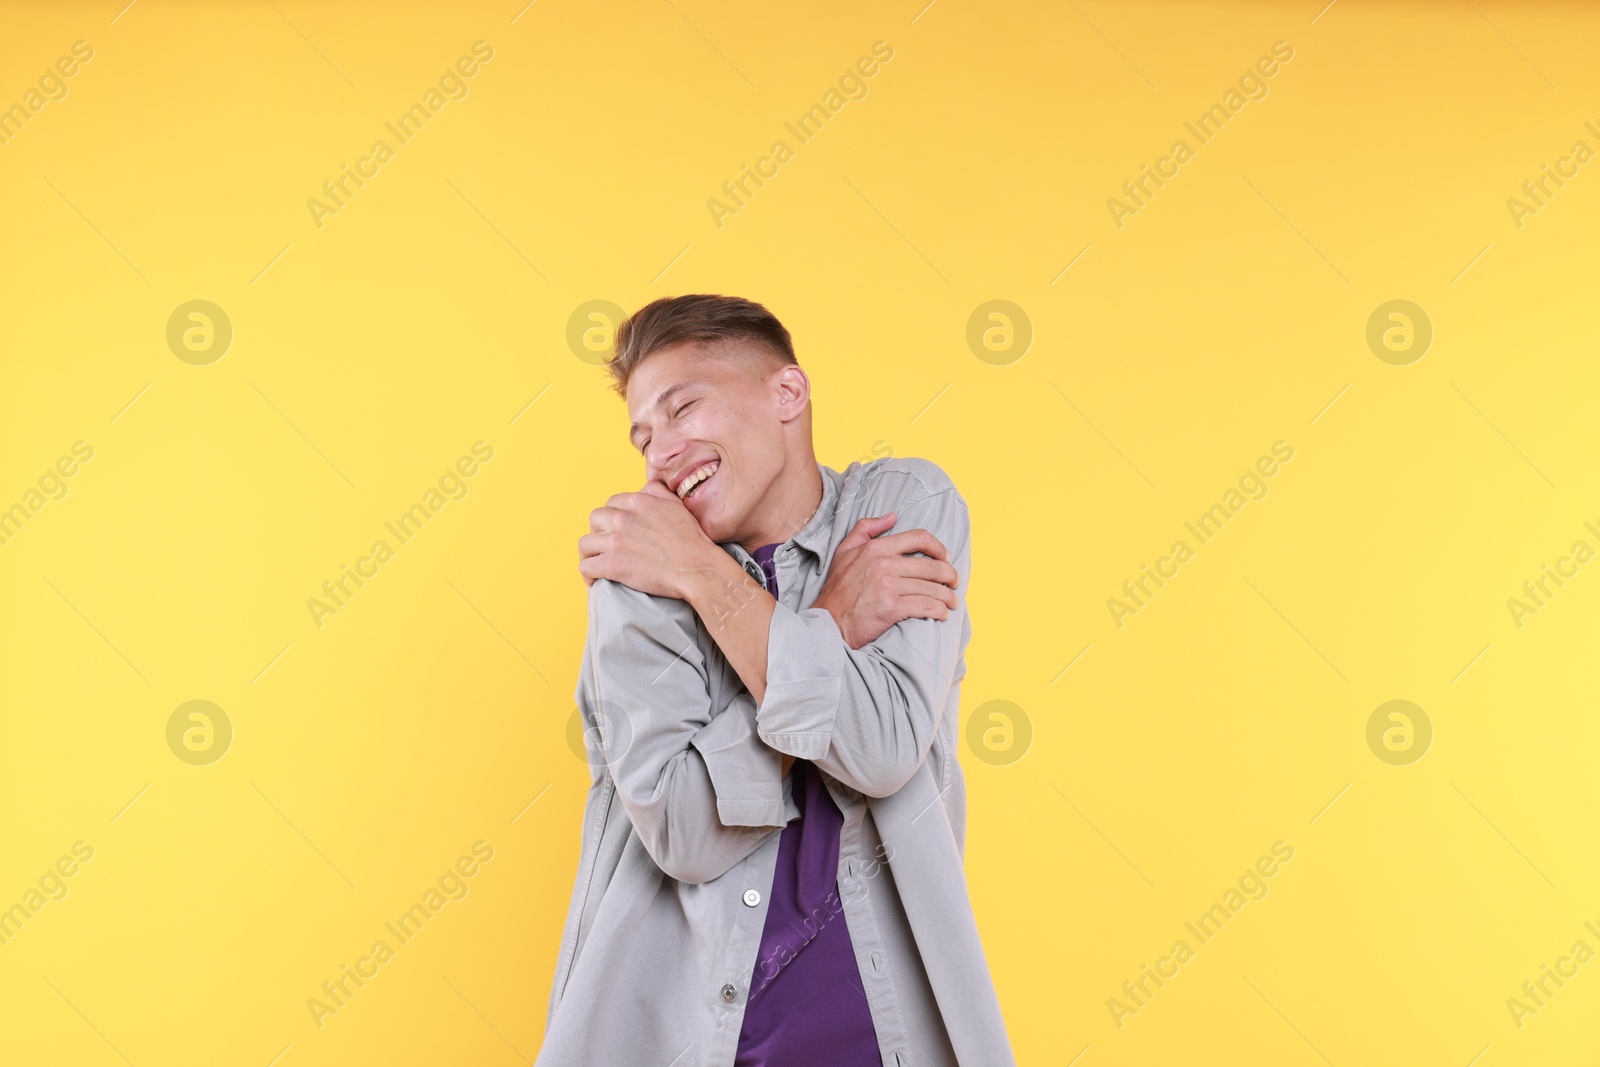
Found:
[737,454,823,552]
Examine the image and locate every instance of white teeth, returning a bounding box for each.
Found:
[677,462,719,499]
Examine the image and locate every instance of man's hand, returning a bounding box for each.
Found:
[578,481,723,599]
[811,513,959,650]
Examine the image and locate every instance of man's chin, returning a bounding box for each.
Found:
[691,508,739,547]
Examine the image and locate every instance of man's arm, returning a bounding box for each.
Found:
[677,514,957,704]
[679,563,777,702]
[682,467,971,798]
[578,577,787,884]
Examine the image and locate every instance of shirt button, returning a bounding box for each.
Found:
[720,983,737,1002]
[742,888,761,907]
[743,561,763,583]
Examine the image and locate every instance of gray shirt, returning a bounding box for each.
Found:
[539,457,1015,1067]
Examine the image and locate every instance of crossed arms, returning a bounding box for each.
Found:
[576,477,970,883]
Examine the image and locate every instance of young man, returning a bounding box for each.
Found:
[539,294,1014,1066]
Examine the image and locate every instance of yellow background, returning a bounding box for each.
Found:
[3,1,1598,1063]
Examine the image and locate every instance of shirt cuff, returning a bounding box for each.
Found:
[689,695,786,828]
[755,602,845,760]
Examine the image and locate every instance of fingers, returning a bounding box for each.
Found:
[898,555,959,588]
[900,593,953,621]
[899,577,958,610]
[590,493,668,533]
[602,490,668,513]
[578,554,603,584]
[861,592,951,643]
[872,528,949,562]
[610,488,681,515]
[838,513,897,551]
[579,536,619,585]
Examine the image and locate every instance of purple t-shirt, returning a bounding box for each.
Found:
[734,543,880,1065]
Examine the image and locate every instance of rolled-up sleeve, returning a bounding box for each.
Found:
[755,478,971,798]
[580,578,786,884]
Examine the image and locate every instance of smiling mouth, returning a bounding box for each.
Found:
[676,461,719,501]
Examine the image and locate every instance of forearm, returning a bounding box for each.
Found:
[679,546,776,701]
[679,548,804,777]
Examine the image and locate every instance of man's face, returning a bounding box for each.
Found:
[626,342,790,544]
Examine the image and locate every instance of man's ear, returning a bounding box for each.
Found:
[773,364,810,424]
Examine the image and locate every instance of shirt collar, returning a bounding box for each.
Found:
[719,462,839,562]
[788,462,839,557]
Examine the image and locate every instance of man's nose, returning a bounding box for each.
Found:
[645,436,686,479]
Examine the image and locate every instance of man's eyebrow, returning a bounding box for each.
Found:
[627,381,704,448]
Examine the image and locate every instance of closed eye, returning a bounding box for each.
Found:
[634,392,701,453]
